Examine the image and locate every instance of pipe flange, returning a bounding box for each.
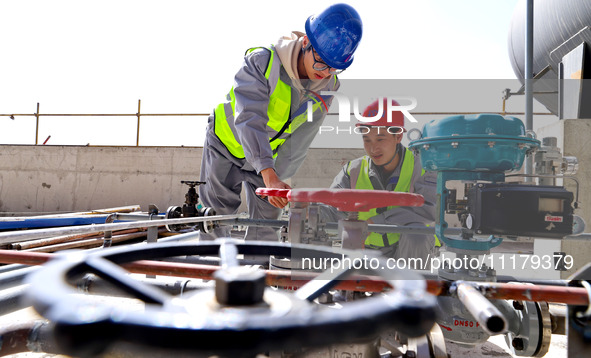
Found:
[535,301,552,357]
[197,207,216,234]
[164,206,183,232]
[428,323,448,358]
[504,300,546,356]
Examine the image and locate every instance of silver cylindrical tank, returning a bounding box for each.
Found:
[508,0,591,114]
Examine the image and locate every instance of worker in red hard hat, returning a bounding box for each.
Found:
[324,98,440,262]
[199,4,363,244]
[355,98,407,171]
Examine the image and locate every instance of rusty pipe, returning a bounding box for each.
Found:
[26,230,152,253]
[468,281,589,306]
[0,249,414,293]
[12,229,144,251]
[0,250,588,305]
[12,231,100,250]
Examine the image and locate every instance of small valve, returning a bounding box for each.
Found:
[165,180,216,232]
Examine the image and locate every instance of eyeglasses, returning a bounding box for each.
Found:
[310,48,344,75]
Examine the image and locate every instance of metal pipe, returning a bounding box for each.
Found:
[224,218,465,236]
[0,249,588,304]
[12,232,100,250]
[524,0,534,180]
[329,222,464,236]
[0,214,241,245]
[80,274,212,297]
[419,270,569,287]
[0,266,38,290]
[163,255,269,267]
[0,263,30,274]
[0,285,29,316]
[157,230,201,243]
[456,282,507,335]
[113,213,165,221]
[136,99,141,146]
[15,228,144,251]
[467,281,589,306]
[0,250,396,293]
[0,321,60,356]
[34,102,40,145]
[224,217,288,228]
[26,230,151,253]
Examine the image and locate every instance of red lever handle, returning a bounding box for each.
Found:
[255,188,424,212]
[255,188,290,198]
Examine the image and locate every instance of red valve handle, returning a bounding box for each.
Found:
[255,188,424,212]
[255,188,290,198]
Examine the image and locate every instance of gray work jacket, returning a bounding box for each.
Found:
[205,46,339,180]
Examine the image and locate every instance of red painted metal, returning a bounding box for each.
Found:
[255,188,425,212]
[255,188,290,198]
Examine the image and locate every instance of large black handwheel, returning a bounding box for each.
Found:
[25,240,436,357]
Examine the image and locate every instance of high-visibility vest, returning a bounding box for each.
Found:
[213,46,329,159]
[348,152,441,248]
[347,150,416,248]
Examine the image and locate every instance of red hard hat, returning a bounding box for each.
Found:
[356,98,405,131]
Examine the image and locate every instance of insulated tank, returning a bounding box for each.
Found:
[508,0,591,115]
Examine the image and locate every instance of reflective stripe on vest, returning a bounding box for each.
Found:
[214,46,291,158]
[348,150,415,248]
[214,46,321,159]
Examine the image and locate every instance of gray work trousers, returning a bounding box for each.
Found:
[198,136,282,242]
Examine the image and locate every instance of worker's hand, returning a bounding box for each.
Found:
[260,168,292,208]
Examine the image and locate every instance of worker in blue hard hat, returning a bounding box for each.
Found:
[199,4,363,243]
[322,99,439,262]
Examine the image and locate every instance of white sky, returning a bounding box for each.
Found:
[0,0,530,146]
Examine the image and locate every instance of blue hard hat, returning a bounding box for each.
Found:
[305,3,363,70]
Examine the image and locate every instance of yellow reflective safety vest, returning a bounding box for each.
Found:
[347,149,441,249]
[348,150,415,248]
[213,46,328,159]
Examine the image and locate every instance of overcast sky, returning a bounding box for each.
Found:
[0,0,529,146]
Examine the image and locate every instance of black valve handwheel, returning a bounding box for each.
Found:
[25,240,436,357]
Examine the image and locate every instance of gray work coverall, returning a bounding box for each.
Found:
[199,46,338,242]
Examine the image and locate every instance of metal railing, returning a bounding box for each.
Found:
[0,99,554,146]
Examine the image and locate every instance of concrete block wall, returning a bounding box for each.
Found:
[0,145,364,214]
[291,148,365,189]
[0,145,202,213]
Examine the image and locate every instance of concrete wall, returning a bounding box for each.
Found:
[0,145,364,214]
[537,119,591,278]
[537,118,591,227]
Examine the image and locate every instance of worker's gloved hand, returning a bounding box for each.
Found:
[260,168,292,209]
